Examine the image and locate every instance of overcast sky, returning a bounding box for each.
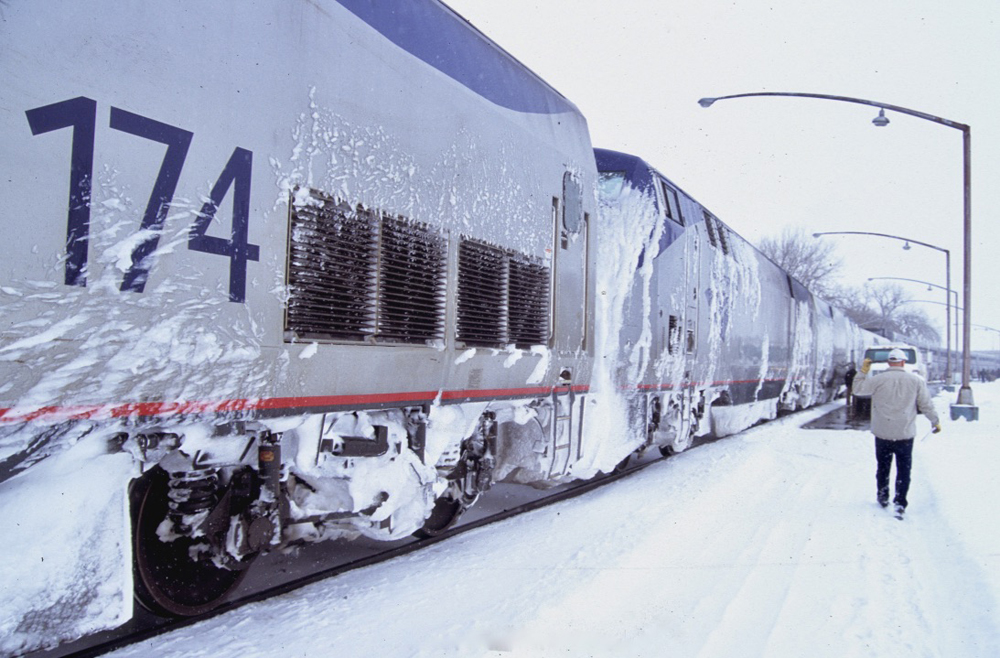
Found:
[446,0,1000,353]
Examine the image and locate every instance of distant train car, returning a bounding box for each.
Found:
[593,148,878,450]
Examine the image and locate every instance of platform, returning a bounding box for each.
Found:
[801,403,870,431]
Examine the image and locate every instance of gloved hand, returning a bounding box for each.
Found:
[860,359,872,374]
[932,423,942,434]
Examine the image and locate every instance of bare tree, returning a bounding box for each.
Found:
[832,282,941,343]
[757,228,842,297]
[827,284,881,330]
[867,283,911,333]
[755,230,942,344]
[894,308,941,344]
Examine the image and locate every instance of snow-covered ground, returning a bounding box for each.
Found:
[98,383,1000,658]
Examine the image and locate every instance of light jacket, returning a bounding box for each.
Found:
[853,367,940,440]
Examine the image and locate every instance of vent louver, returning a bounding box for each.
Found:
[457,240,506,346]
[507,256,550,345]
[457,239,550,347]
[286,197,378,339]
[286,190,446,344]
[377,216,447,341]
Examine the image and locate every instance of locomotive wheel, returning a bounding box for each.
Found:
[611,453,631,473]
[659,429,693,457]
[415,492,466,538]
[659,431,692,456]
[131,468,251,617]
[415,425,493,539]
[658,398,694,457]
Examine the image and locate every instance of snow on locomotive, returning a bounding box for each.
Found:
[594,148,877,450]
[1,0,599,640]
[0,0,873,652]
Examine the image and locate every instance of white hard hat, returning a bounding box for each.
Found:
[888,348,908,362]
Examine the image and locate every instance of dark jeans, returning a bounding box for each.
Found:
[875,438,914,508]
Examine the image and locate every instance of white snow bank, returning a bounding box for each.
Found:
[0,430,135,657]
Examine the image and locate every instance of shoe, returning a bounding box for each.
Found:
[894,504,905,519]
[877,488,889,508]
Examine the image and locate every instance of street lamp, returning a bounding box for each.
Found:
[866,276,957,384]
[700,91,976,419]
[812,231,952,387]
[973,325,1000,353]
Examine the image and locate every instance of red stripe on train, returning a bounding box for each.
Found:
[0,385,592,424]
[0,377,812,424]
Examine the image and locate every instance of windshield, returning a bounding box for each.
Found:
[597,171,626,201]
[864,348,918,364]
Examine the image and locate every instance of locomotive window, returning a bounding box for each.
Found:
[715,219,730,255]
[597,171,626,200]
[703,211,718,248]
[703,211,731,255]
[659,182,671,219]
[554,196,567,250]
[668,315,680,354]
[660,180,685,226]
[563,171,583,234]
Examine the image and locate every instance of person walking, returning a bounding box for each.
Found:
[844,363,858,416]
[851,348,941,519]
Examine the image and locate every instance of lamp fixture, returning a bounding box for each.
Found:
[872,108,890,127]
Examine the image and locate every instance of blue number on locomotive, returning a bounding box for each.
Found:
[25,99,259,302]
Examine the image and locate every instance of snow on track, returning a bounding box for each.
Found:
[108,387,1000,658]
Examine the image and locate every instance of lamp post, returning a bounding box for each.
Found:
[700,91,976,419]
[812,231,951,388]
[866,275,957,384]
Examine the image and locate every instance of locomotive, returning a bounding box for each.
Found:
[0,0,878,647]
[593,148,879,443]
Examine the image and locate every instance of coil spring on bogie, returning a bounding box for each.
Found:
[167,467,220,519]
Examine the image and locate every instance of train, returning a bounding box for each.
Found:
[1,0,887,650]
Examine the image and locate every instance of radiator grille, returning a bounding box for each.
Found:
[507,256,550,345]
[457,239,550,347]
[286,190,446,343]
[377,216,447,341]
[286,197,378,339]
[457,240,507,346]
